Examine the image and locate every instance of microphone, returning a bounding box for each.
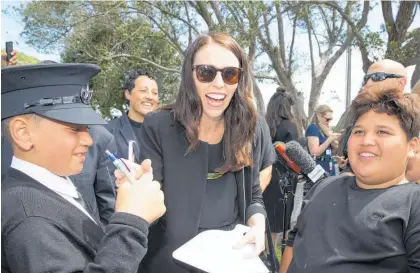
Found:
[285,140,329,183]
[274,141,301,174]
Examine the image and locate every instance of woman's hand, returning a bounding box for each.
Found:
[328,133,341,142]
[114,159,151,188]
[234,213,266,258]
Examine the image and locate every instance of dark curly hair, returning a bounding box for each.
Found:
[351,88,420,140]
[123,69,155,93]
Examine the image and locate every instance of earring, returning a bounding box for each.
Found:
[409,150,416,158]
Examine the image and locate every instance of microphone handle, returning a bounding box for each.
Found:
[290,176,306,229]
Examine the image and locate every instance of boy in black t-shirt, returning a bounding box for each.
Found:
[280,89,420,273]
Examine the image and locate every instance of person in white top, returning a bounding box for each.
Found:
[1,63,166,273]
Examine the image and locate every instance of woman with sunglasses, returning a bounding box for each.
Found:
[137,32,276,273]
[306,105,341,175]
[280,88,420,273]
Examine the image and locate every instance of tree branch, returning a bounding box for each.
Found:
[288,16,297,75]
[210,1,225,27]
[183,1,193,45]
[381,1,394,36]
[318,6,333,42]
[305,8,316,80]
[143,1,200,35]
[275,1,286,67]
[262,10,273,52]
[319,0,371,72]
[254,74,280,82]
[128,7,185,56]
[194,1,213,30]
[107,54,180,73]
[225,3,243,25]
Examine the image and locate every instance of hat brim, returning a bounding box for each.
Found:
[37,104,107,125]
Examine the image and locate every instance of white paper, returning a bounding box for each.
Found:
[172,224,269,273]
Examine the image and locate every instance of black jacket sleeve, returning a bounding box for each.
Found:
[4,213,149,273]
[138,112,164,183]
[245,116,275,221]
[405,190,420,271]
[94,133,117,225]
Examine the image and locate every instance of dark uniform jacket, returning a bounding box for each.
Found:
[106,112,140,162]
[1,168,149,273]
[138,110,276,273]
[2,125,117,225]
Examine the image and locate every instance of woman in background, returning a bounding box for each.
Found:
[306,105,341,175]
[263,87,299,250]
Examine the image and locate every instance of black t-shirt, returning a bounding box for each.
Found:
[273,119,299,144]
[287,176,420,273]
[199,141,238,229]
[128,115,143,145]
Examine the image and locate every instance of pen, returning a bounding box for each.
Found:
[105,150,137,184]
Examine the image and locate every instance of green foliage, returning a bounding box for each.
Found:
[1,50,39,64]
[15,1,181,119]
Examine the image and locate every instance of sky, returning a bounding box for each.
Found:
[1,1,418,125]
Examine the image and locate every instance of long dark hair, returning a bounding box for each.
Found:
[162,32,257,173]
[265,87,298,139]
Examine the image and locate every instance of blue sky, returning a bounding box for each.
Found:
[1,1,418,124]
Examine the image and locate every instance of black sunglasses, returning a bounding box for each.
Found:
[193,65,242,85]
[362,72,404,86]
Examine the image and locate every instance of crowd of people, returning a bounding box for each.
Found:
[1,31,420,273]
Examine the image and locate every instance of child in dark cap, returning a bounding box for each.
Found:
[1,63,166,273]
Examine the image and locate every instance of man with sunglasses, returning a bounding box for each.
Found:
[362,59,407,93]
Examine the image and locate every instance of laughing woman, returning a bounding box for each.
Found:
[137,32,276,273]
[280,88,420,273]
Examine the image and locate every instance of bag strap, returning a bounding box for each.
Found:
[265,218,280,272]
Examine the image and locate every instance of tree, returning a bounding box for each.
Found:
[334,1,420,131]
[12,1,370,126]
[114,1,370,127]
[12,1,181,118]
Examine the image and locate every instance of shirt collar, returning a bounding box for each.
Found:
[11,156,79,198]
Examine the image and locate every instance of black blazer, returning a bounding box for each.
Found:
[2,168,149,273]
[106,112,140,162]
[138,110,276,273]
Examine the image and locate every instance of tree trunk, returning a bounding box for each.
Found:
[252,78,266,116]
[412,63,420,89]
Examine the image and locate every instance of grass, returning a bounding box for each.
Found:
[276,245,282,261]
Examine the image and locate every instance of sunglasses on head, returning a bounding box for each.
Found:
[362,72,403,86]
[193,65,242,85]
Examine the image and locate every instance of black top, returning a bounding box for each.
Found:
[128,114,143,145]
[286,176,420,273]
[273,119,299,143]
[137,111,276,273]
[199,141,238,229]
